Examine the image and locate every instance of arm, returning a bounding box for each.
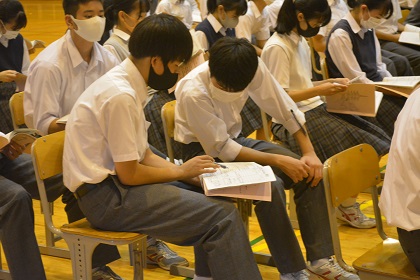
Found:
[374,34,392,78]
[375,29,400,42]
[312,34,326,53]
[328,29,373,83]
[115,151,218,186]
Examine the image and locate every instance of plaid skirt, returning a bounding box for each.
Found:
[240,98,264,137]
[272,103,391,163]
[0,82,16,134]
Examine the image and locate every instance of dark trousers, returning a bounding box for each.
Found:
[397,227,420,272]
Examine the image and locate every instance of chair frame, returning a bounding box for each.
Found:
[323,144,385,272]
[9,91,25,130]
[32,131,147,280]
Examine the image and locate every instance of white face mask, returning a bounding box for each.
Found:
[219,10,239,29]
[70,15,106,42]
[360,10,386,30]
[0,21,19,40]
[209,81,244,102]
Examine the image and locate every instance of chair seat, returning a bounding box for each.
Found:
[353,239,420,279]
[61,218,145,242]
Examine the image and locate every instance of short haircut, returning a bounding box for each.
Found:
[347,0,393,19]
[63,0,103,17]
[207,0,247,16]
[275,0,331,35]
[0,0,27,30]
[104,0,150,32]
[129,14,192,64]
[208,37,258,92]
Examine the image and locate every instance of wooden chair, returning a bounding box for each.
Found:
[399,9,411,24]
[9,91,25,129]
[31,131,147,280]
[0,244,11,280]
[323,144,420,279]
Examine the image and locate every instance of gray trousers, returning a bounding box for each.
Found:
[76,176,263,280]
[0,155,46,280]
[181,137,334,274]
[397,227,420,272]
[380,40,420,75]
[382,49,414,76]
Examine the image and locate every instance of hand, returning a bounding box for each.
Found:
[0,70,18,83]
[300,152,323,187]
[276,156,311,183]
[318,82,348,96]
[1,141,25,160]
[177,155,219,180]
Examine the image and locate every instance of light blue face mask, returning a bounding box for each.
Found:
[219,10,239,29]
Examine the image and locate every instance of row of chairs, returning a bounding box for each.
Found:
[5,90,420,279]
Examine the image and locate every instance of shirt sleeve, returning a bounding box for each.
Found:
[179,88,243,162]
[261,42,291,89]
[328,28,373,84]
[236,14,253,42]
[195,30,210,51]
[21,41,30,75]
[255,10,270,41]
[24,61,64,134]
[247,59,306,135]
[103,44,123,63]
[375,33,392,78]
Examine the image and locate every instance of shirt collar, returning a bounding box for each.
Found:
[289,31,302,46]
[65,30,105,69]
[207,14,225,35]
[0,35,9,47]
[249,1,262,19]
[120,58,149,107]
[113,28,130,42]
[344,12,366,39]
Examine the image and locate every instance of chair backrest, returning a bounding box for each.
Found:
[161,100,176,162]
[320,56,329,80]
[9,91,25,129]
[323,144,382,271]
[308,38,323,76]
[399,8,410,24]
[31,131,65,237]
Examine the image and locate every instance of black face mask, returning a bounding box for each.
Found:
[297,20,320,38]
[148,63,179,90]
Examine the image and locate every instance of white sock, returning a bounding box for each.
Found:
[311,257,329,267]
[193,275,213,280]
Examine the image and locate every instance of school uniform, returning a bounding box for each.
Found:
[175,60,334,273]
[263,31,391,162]
[235,1,270,43]
[379,88,420,272]
[156,0,193,29]
[24,30,121,268]
[326,13,405,137]
[195,14,264,137]
[63,58,262,280]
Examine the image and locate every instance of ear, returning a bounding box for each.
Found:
[150,56,164,75]
[217,5,225,14]
[297,12,305,22]
[65,15,77,30]
[118,10,126,23]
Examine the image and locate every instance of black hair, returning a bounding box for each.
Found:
[207,0,247,16]
[275,0,331,35]
[347,0,393,19]
[129,14,192,64]
[104,0,150,33]
[63,0,103,17]
[0,0,27,30]
[208,37,258,92]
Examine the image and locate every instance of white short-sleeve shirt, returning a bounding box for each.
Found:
[24,31,119,134]
[236,1,270,42]
[63,58,150,191]
[174,59,305,162]
[156,0,193,29]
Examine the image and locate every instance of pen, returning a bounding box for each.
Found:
[349,75,362,84]
[216,163,228,169]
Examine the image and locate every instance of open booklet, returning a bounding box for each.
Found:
[374,76,420,97]
[199,162,276,201]
[398,24,420,46]
[56,114,69,124]
[0,128,42,154]
[326,84,383,117]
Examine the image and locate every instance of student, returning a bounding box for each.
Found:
[156,0,193,29]
[0,142,46,280]
[175,36,359,280]
[265,0,283,32]
[103,0,149,62]
[235,0,270,55]
[195,0,264,139]
[311,0,413,77]
[63,14,263,280]
[379,88,420,273]
[103,0,190,270]
[24,0,123,279]
[325,0,406,138]
[0,0,29,133]
[374,0,420,75]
